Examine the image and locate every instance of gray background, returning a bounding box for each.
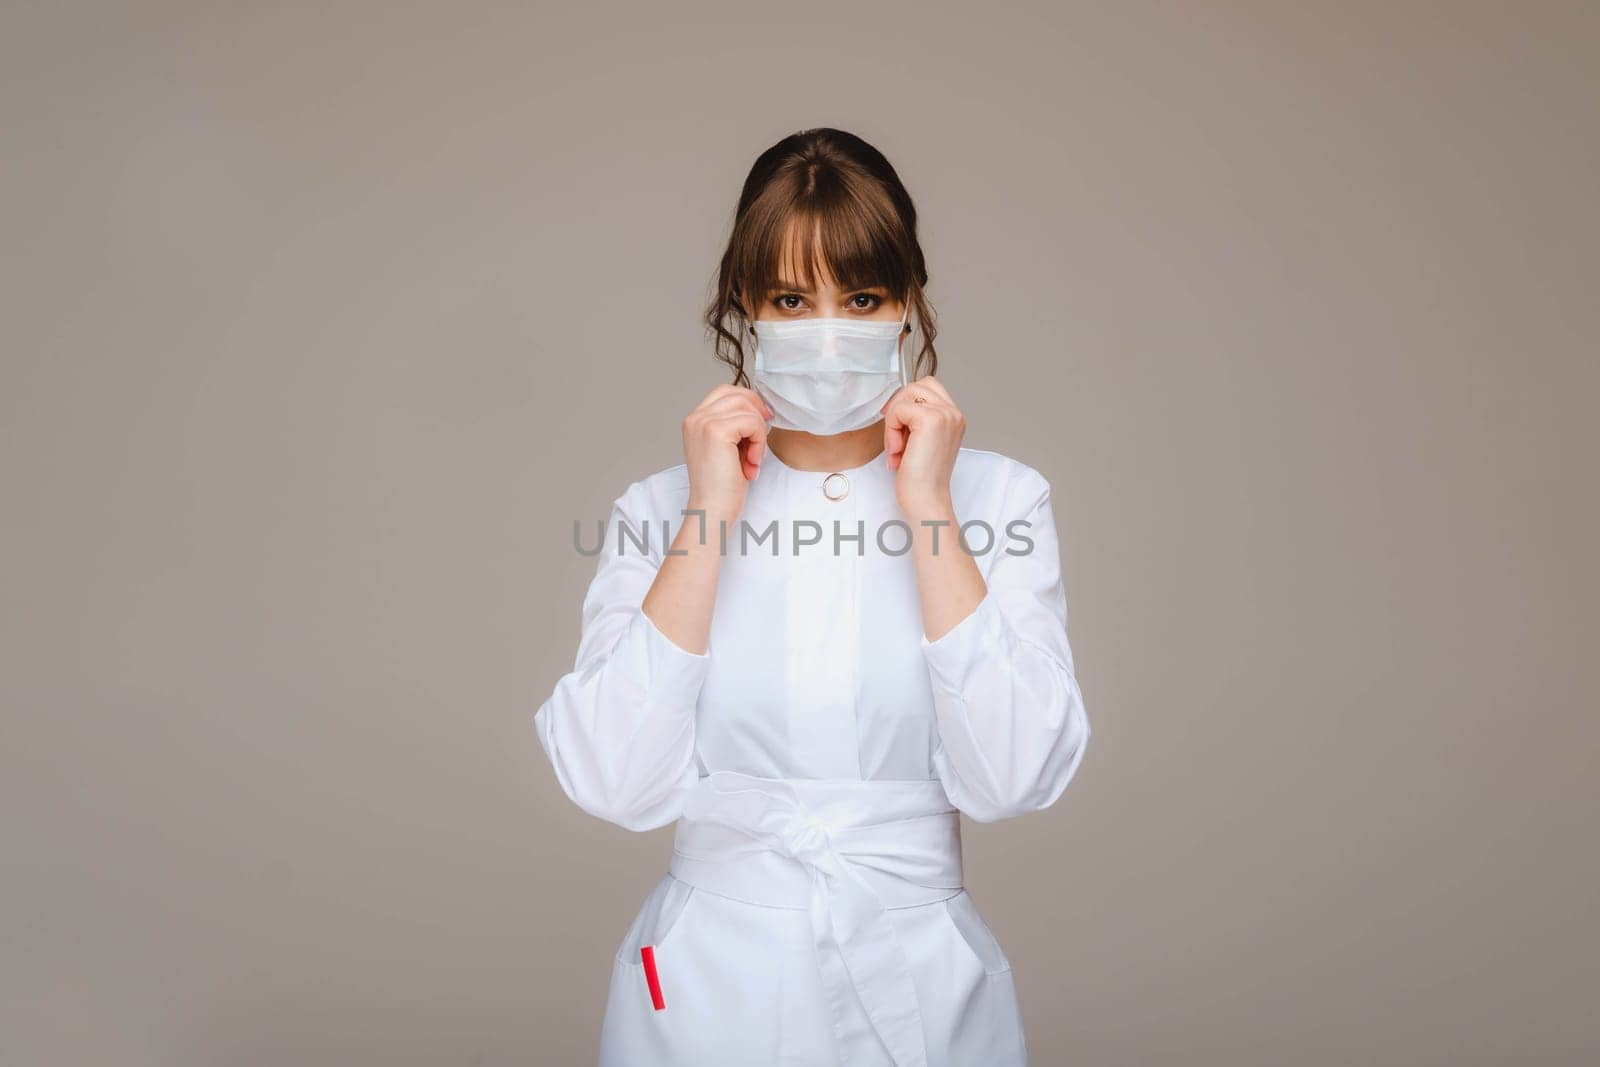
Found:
[3,2,1597,1064]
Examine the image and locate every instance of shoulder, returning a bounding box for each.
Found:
[951,446,1053,513]
[611,462,691,522]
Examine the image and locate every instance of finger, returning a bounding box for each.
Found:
[713,419,767,482]
[697,384,774,421]
[695,383,744,410]
[883,396,913,471]
[883,418,905,471]
[707,410,767,445]
[700,390,773,423]
[727,387,776,420]
[743,416,771,480]
[913,375,955,405]
[885,386,945,429]
[899,379,950,407]
[883,387,957,472]
[731,385,775,420]
[740,432,767,480]
[883,393,916,427]
[736,409,768,476]
[699,389,763,414]
[707,413,769,481]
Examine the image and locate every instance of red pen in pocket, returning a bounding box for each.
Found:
[639,945,666,1011]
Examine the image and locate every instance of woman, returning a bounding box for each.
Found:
[535,128,1091,1067]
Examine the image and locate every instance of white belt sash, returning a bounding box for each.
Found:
[668,771,964,1067]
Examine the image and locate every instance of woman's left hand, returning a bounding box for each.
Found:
[882,375,966,519]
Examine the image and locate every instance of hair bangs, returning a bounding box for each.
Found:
[734,178,914,306]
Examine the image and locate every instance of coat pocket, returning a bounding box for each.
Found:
[613,874,698,966]
[942,890,1014,976]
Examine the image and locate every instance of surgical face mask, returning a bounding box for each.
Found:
[748,300,912,436]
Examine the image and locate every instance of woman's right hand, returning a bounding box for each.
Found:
[681,385,773,521]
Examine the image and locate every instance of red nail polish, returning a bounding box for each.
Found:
[640,945,666,1010]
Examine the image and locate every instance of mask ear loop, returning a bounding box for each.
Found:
[746,310,761,371]
[897,293,914,387]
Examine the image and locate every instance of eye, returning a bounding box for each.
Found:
[771,293,806,312]
[848,292,884,311]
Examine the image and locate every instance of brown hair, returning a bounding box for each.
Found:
[705,128,938,387]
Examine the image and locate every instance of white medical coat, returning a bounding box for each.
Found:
[535,444,1090,1066]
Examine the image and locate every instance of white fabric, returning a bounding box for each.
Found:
[535,444,1091,1065]
[749,308,909,435]
[671,772,963,1065]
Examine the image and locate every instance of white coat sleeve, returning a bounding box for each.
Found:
[922,466,1091,822]
[533,482,707,831]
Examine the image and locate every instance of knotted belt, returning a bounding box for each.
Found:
[668,771,964,1067]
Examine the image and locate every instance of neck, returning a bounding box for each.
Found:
[767,422,886,472]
